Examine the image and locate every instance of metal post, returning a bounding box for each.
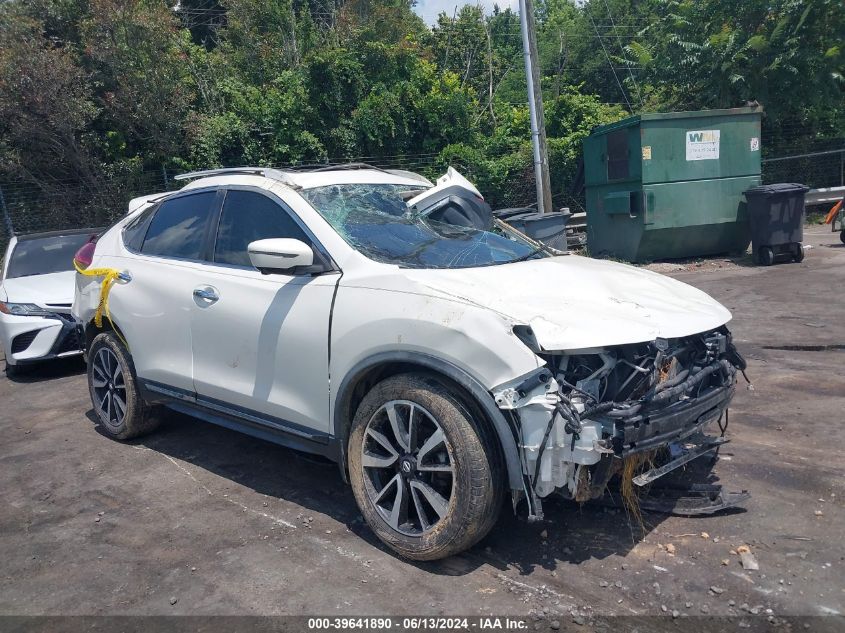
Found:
[162,164,170,190]
[519,0,553,214]
[0,185,13,238]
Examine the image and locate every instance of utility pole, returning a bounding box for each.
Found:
[519,0,553,214]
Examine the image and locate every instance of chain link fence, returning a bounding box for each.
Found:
[2,135,842,260]
[762,148,845,193]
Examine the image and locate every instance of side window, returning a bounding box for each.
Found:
[123,206,156,252]
[141,191,216,260]
[214,190,309,267]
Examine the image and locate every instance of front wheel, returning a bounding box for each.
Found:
[88,331,162,440]
[348,374,502,560]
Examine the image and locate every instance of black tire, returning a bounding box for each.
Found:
[792,243,805,263]
[87,331,162,440]
[758,246,775,266]
[840,230,845,245]
[348,373,503,560]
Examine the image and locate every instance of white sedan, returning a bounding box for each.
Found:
[73,166,746,560]
[1,229,99,376]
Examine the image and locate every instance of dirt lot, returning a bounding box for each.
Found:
[1,227,843,623]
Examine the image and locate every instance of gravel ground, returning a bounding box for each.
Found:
[1,227,843,623]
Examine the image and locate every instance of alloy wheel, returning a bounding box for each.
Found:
[361,400,454,536]
[91,347,127,429]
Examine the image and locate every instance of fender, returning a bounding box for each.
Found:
[333,350,525,491]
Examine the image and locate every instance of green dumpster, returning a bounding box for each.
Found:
[583,106,762,262]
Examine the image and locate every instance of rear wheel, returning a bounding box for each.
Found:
[88,332,162,440]
[792,243,805,263]
[758,246,775,266]
[840,230,845,245]
[348,374,502,560]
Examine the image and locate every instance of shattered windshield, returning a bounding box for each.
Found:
[300,184,545,269]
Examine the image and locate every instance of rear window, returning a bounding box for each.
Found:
[141,191,216,260]
[6,233,93,279]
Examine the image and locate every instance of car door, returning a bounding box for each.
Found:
[108,189,221,393]
[189,187,339,435]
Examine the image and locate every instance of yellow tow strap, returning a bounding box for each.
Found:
[73,260,127,347]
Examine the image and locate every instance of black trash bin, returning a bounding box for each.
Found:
[744,183,809,266]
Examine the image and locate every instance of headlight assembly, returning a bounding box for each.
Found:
[0,302,52,317]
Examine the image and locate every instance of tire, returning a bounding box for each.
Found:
[87,331,162,440]
[348,373,503,560]
[840,230,845,245]
[758,246,775,266]
[792,243,805,263]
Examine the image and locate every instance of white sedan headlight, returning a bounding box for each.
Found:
[0,302,52,317]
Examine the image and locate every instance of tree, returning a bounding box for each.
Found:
[80,0,197,162]
[0,6,99,185]
[632,0,844,128]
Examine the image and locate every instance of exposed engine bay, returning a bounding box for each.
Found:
[494,327,748,518]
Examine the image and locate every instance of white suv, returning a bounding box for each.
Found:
[74,166,745,560]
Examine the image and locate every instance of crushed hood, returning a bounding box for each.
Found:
[2,271,77,307]
[405,255,731,350]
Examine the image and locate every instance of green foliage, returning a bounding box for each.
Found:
[187,73,325,166]
[632,0,844,126]
[0,0,841,222]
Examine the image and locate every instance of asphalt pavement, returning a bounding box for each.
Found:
[1,227,843,624]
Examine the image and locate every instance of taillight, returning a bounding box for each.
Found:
[74,239,97,270]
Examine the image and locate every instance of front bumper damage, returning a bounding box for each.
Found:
[493,327,749,520]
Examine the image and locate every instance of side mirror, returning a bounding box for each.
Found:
[248,238,314,274]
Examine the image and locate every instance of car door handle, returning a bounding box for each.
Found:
[193,287,219,303]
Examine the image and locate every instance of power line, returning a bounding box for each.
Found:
[585,8,631,111]
[597,1,644,109]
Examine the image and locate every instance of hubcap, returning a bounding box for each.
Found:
[91,347,127,428]
[361,400,454,536]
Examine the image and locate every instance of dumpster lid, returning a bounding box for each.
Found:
[493,207,535,221]
[745,183,810,196]
[589,105,764,136]
[506,210,572,222]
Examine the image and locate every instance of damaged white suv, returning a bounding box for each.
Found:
[74,166,746,560]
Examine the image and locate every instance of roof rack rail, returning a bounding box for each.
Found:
[282,163,338,171]
[173,167,299,189]
[311,162,389,173]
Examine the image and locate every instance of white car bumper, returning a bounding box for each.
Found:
[0,311,83,366]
